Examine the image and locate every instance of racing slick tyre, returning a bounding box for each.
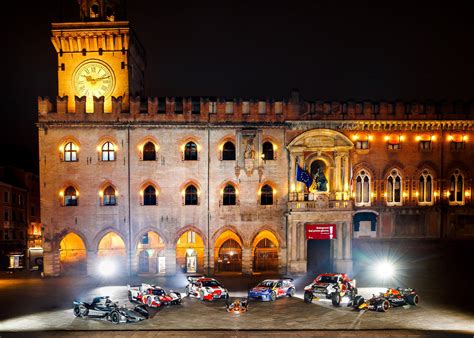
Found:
[303,291,313,304]
[406,294,419,306]
[73,305,82,317]
[110,310,121,324]
[270,291,276,302]
[352,295,364,308]
[377,300,390,312]
[287,288,295,297]
[331,293,341,307]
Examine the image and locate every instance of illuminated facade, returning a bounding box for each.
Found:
[38,1,474,276]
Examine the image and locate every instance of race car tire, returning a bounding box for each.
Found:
[406,294,419,306]
[377,300,390,312]
[147,297,153,307]
[288,288,295,297]
[353,287,358,297]
[224,293,229,300]
[331,293,341,307]
[73,305,82,317]
[110,311,120,324]
[303,291,313,304]
[128,291,133,302]
[199,290,205,301]
[270,291,276,302]
[185,286,190,297]
[353,295,364,308]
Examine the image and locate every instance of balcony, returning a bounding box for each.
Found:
[288,193,353,212]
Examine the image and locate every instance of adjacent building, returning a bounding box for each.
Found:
[37,0,474,277]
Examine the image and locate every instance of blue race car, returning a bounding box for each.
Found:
[248,278,295,301]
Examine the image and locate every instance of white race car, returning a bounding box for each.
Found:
[185,276,229,301]
[127,283,181,307]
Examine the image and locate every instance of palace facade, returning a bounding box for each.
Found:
[37,0,474,277]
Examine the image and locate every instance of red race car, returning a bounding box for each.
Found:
[127,283,182,307]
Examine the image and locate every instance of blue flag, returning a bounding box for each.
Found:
[296,165,312,189]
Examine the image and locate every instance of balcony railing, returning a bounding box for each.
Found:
[288,200,353,211]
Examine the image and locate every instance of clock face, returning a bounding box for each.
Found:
[72,60,115,99]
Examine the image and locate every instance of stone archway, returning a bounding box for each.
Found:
[96,232,127,275]
[214,230,243,273]
[59,232,87,275]
[176,230,205,274]
[251,230,280,273]
[136,231,165,274]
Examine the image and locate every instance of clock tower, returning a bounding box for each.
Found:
[51,0,145,112]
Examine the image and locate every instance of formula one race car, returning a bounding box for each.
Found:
[350,287,419,312]
[225,298,249,313]
[185,275,229,301]
[304,273,357,306]
[248,278,295,301]
[73,296,149,324]
[127,283,182,307]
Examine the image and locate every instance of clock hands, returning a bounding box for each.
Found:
[81,74,110,85]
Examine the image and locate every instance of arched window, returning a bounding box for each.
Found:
[387,169,402,205]
[222,141,236,161]
[355,170,371,206]
[449,170,464,205]
[103,185,116,206]
[143,142,156,161]
[185,185,198,205]
[64,142,78,162]
[101,142,115,161]
[143,185,157,205]
[184,141,198,161]
[223,184,236,206]
[64,186,77,206]
[260,184,273,205]
[418,170,433,205]
[262,141,274,160]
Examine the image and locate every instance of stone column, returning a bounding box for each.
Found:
[242,247,252,275]
[164,248,177,276]
[289,153,296,201]
[278,247,287,274]
[43,250,60,277]
[344,155,350,199]
[343,222,352,260]
[86,250,97,276]
[335,155,342,197]
[296,154,304,199]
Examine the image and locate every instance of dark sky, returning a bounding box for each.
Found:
[2,0,474,172]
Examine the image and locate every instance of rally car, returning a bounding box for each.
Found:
[185,275,229,301]
[73,296,149,324]
[127,283,182,307]
[350,287,419,312]
[304,272,357,306]
[248,278,295,301]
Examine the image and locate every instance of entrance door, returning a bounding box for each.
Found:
[186,255,197,273]
[306,240,331,274]
[138,250,149,273]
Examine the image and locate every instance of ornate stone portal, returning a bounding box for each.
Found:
[287,128,354,274]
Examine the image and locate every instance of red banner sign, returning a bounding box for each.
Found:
[306,224,337,240]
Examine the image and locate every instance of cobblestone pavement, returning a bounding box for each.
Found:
[0,274,473,336]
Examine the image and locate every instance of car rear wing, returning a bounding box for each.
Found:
[281,277,294,282]
[186,274,205,283]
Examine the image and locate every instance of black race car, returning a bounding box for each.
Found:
[350,287,419,312]
[73,296,149,324]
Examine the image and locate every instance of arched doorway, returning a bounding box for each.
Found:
[59,233,87,275]
[176,230,204,273]
[97,232,126,274]
[214,230,243,273]
[252,230,279,273]
[137,231,165,274]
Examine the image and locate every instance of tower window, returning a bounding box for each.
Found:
[101,142,115,161]
[262,141,274,161]
[223,185,236,206]
[185,185,198,205]
[64,186,78,206]
[386,169,402,206]
[260,185,274,205]
[418,170,433,205]
[64,142,78,162]
[143,142,156,161]
[449,170,464,205]
[103,186,117,206]
[184,142,198,161]
[143,185,157,206]
[222,141,236,161]
[355,170,371,206]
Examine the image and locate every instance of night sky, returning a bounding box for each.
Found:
[2,0,474,172]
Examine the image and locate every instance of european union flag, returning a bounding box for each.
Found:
[296,165,312,189]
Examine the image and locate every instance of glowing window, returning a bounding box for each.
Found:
[103,186,116,206]
[387,170,402,205]
[355,170,371,206]
[418,170,433,205]
[64,186,77,206]
[449,170,464,205]
[387,135,401,150]
[101,142,115,161]
[143,142,156,161]
[223,185,236,206]
[355,134,369,150]
[64,142,78,162]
